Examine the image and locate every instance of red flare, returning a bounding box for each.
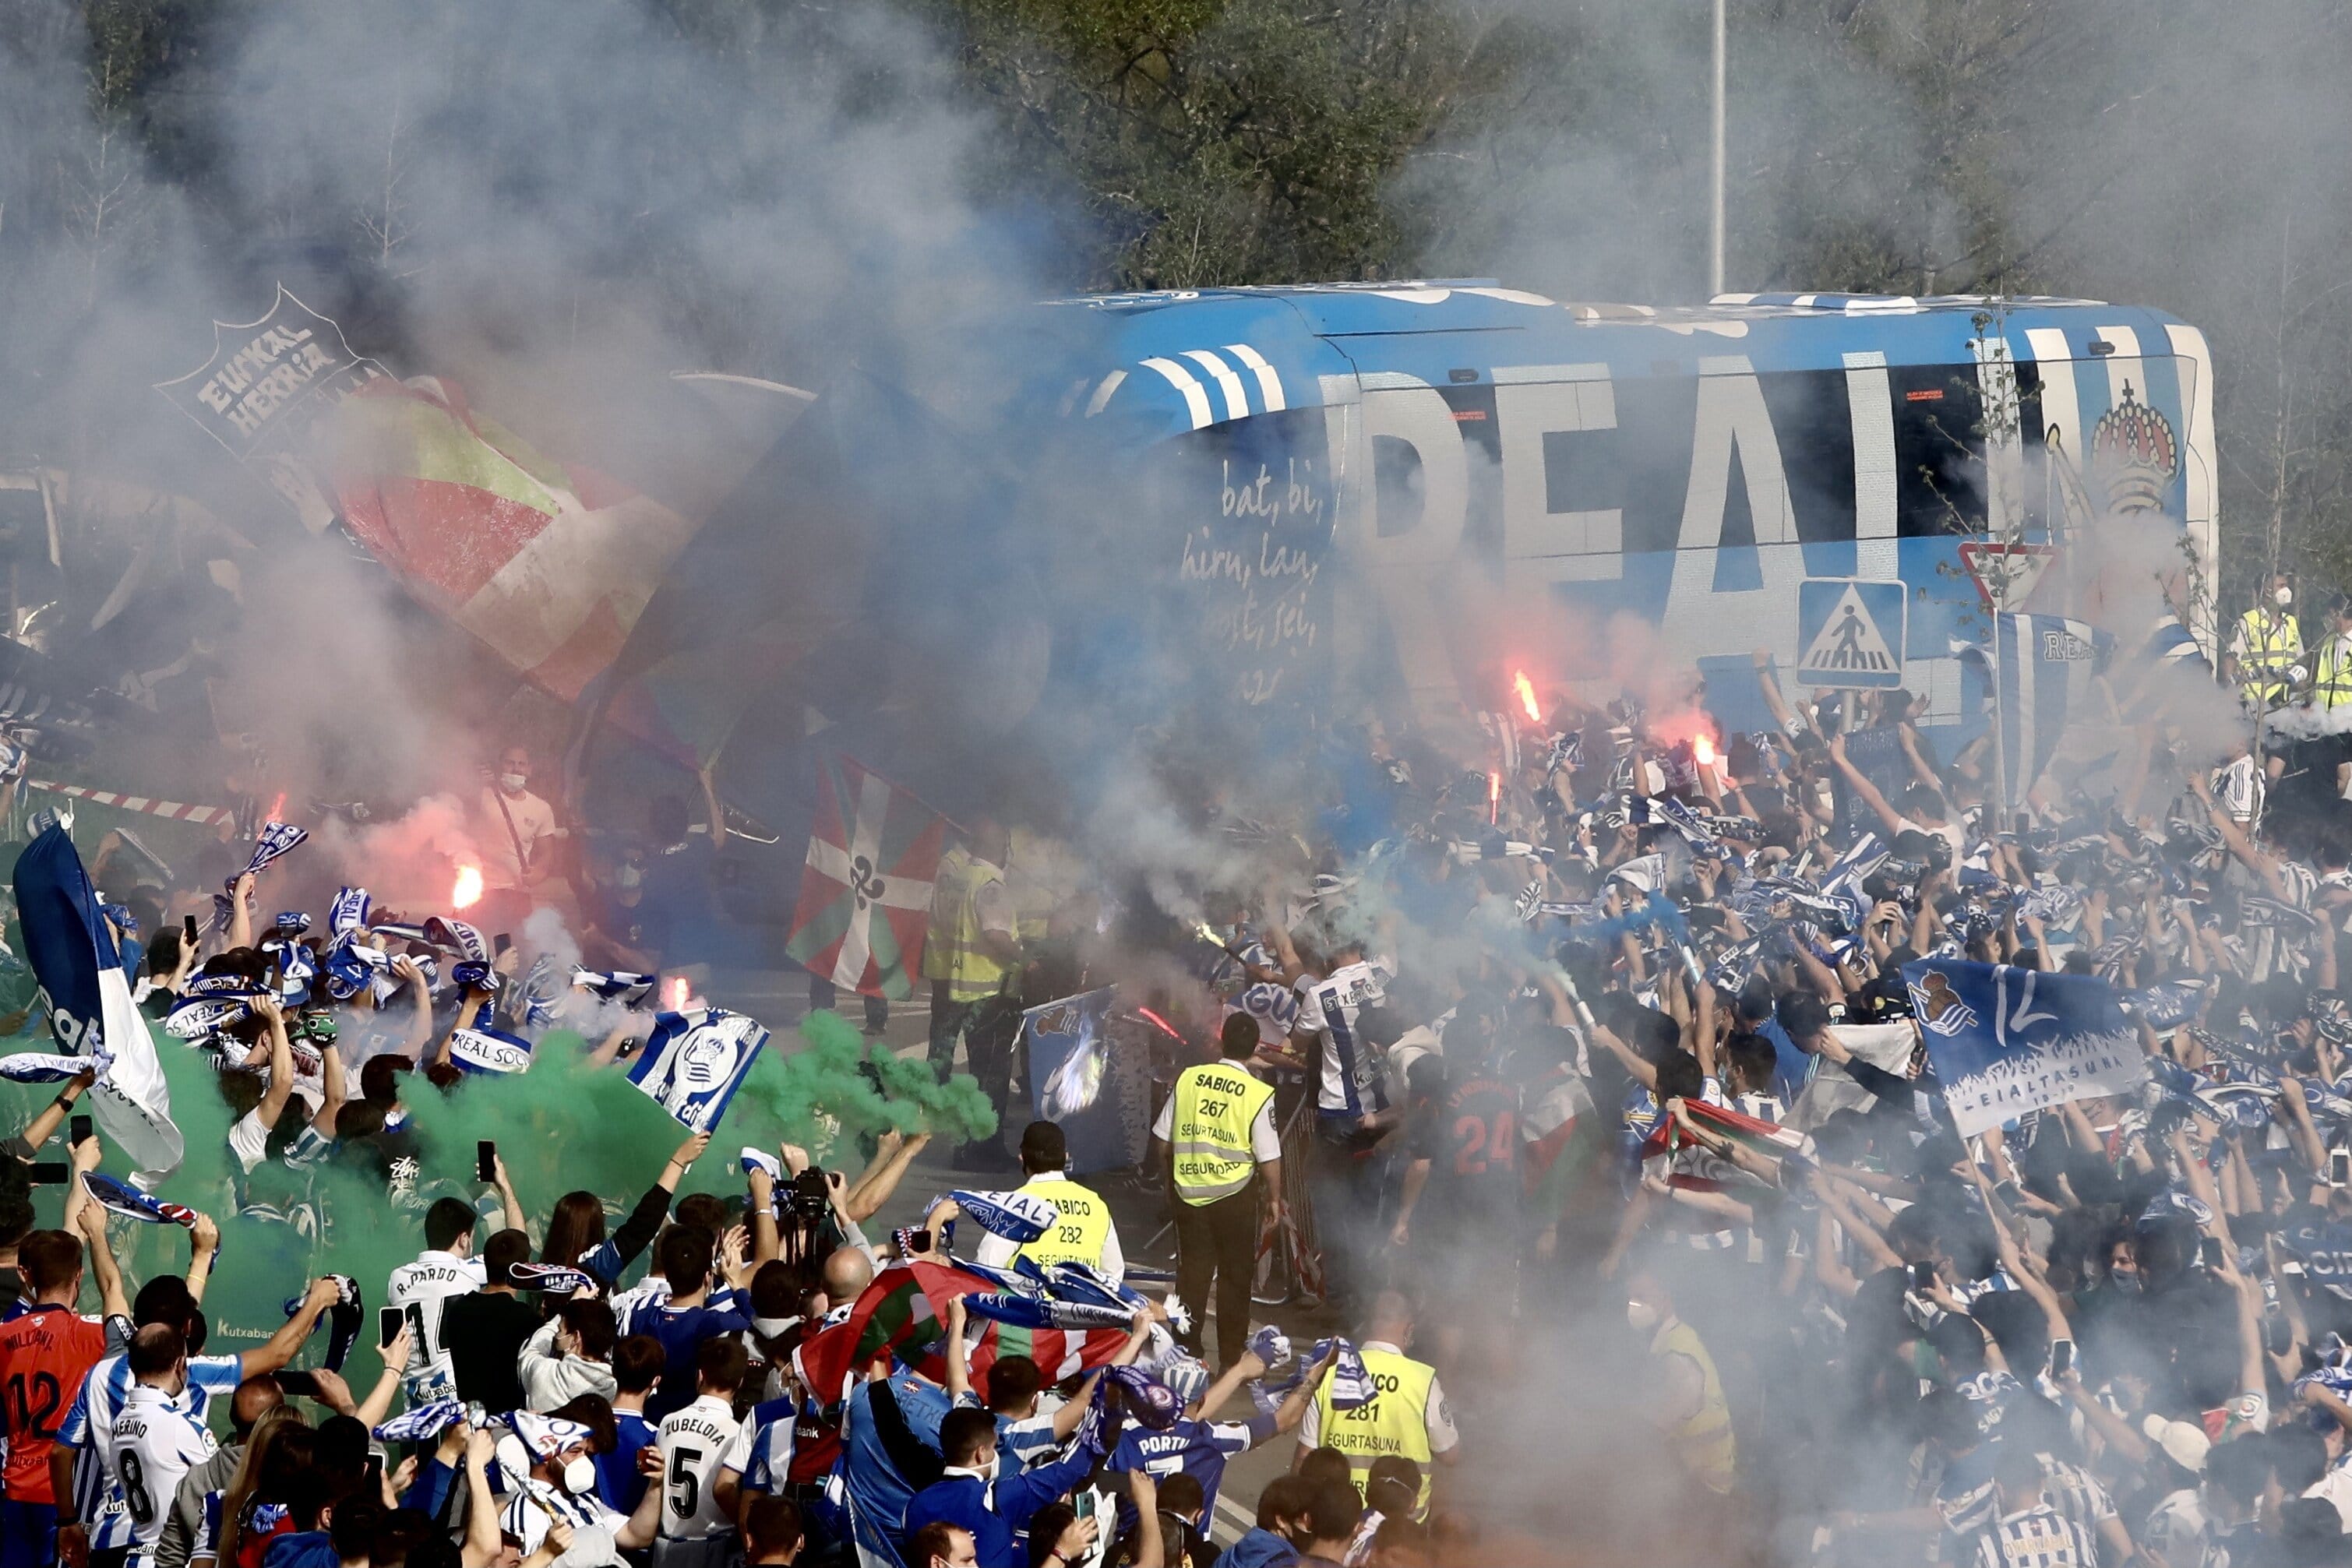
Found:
[1511,670,1542,725]
[1135,1006,1185,1043]
[1694,735,1718,767]
[1489,770,1501,824]
[266,791,287,823]
[665,974,693,1011]
[451,864,484,910]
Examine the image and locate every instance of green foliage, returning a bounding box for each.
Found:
[929,0,1480,289]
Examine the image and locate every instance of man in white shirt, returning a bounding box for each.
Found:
[1289,937,1398,1317]
[385,1197,489,1404]
[475,743,563,929]
[657,1338,747,1568]
[106,1327,215,1568]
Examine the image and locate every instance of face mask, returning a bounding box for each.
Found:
[1627,1300,1659,1331]
[2277,587,2295,608]
[562,1455,598,1494]
[615,865,644,891]
[499,772,529,792]
[2107,1273,2141,1295]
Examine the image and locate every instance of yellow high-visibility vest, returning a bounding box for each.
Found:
[1008,1175,1112,1272]
[1169,1062,1274,1205]
[2238,608,2303,707]
[923,847,1010,1004]
[2316,636,2352,713]
[1311,1347,1438,1517]
[1652,1318,1737,1496]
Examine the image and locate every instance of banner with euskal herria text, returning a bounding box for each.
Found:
[154,285,391,531]
[1901,958,2146,1138]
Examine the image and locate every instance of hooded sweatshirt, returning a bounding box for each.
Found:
[520,1319,621,1410]
[1211,1530,1302,1568]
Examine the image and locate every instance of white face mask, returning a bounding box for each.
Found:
[562,1454,598,1494]
[2277,587,2295,608]
[1627,1299,1660,1331]
[614,864,644,891]
[499,771,529,792]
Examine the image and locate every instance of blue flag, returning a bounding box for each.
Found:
[1023,987,1141,1176]
[1901,958,2146,1137]
[12,824,182,1176]
[628,1008,769,1133]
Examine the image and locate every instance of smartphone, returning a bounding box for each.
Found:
[2047,1338,2075,1380]
[68,1115,91,1147]
[494,932,512,957]
[476,1140,497,1184]
[379,1307,405,1350]
[2199,1236,2227,1271]
[2330,1149,2350,1188]
[364,1453,384,1485]
[28,1162,68,1185]
[1906,1262,1935,1291]
[182,914,199,946]
[273,1370,321,1397]
[904,1228,932,1256]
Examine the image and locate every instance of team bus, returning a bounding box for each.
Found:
[1038,283,2216,742]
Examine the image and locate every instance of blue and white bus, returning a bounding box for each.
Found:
[1039,283,2215,741]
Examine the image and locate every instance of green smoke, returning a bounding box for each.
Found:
[1,1007,999,1348]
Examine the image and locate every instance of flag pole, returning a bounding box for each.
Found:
[1987,571,2010,828]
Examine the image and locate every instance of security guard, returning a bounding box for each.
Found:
[923,816,1023,1165]
[1151,1013,1282,1369]
[1292,1291,1457,1517]
[972,1120,1123,1281]
[1626,1259,1736,1496]
[2230,573,2303,711]
[2313,597,2352,715]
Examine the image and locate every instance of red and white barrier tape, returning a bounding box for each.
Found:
[23,779,232,825]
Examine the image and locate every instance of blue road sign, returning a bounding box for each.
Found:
[1796,579,1906,689]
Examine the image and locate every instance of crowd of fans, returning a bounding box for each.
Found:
[5,633,2352,1568]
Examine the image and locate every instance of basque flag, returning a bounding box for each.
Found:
[785,755,945,1001]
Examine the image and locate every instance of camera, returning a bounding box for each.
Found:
[787,1168,831,1222]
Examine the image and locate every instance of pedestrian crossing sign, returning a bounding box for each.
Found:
[1796,578,1906,689]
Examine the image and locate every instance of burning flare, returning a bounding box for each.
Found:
[451,864,484,910]
[1693,734,1718,767]
[1512,670,1542,725]
[1488,770,1501,824]
[665,974,693,1011]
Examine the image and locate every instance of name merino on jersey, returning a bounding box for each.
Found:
[656,1394,742,1542]
[110,1387,217,1557]
[386,1249,486,1401]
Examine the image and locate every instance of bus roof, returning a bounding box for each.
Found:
[1046,282,2200,446]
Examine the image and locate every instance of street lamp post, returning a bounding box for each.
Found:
[1710,0,1726,297]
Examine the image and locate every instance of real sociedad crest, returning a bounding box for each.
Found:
[2090,382,2180,515]
[1913,969,1980,1038]
[677,1020,742,1088]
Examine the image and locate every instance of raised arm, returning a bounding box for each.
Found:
[244,996,297,1136]
[227,871,256,952]
[845,1129,927,1224]
[1827,732,1906,837]
[19,1069,95,1156]
[72,1195,129,1322]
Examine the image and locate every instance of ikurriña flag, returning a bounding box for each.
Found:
[786,754,946,1000]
